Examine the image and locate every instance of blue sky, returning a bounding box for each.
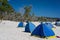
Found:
[8,0,60,18]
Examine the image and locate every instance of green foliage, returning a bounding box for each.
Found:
[0,0,14,12]
[0,0,57,21]
[0,0,14,20]
[23,6,32,21]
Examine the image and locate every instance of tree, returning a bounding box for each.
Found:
[0,0,14,12]
[23,5,32,21]
[0,0,14,20]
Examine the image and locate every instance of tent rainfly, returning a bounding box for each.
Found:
[45,23,54,29]
[18,22,23,27]
[55,22,60,26]
[25,22,36,33]
[31,23,55,38]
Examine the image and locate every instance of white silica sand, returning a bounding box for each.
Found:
[0,20,60,40]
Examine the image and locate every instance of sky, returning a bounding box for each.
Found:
[8,0,60,18]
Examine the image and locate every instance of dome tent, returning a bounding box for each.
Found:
[25,22,36,33]
[18,22,24,27]
[31,23,55,38]
[45,22,54,29]
[55,22,60,26]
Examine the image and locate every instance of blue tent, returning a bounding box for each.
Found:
[55,22,60,26]
[18,22,23,27]
[31,23,55,37]
[45,23,54,29]
[25,22,36,33]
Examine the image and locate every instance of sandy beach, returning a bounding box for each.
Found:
[0,20,60,40]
